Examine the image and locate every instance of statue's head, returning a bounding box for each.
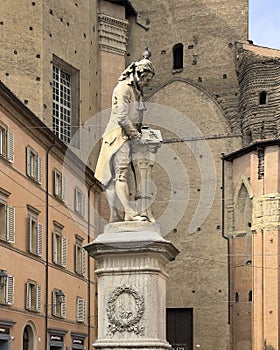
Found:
[119,48,155,88]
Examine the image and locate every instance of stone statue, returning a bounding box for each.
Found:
[95,49,161,222]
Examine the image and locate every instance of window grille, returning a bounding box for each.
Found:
[53,65,72,143]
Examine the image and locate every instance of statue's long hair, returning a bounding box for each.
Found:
[118,58,155,81]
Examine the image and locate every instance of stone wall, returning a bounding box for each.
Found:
[237,44,280,146]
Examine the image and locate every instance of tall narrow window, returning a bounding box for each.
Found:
[52,222,67,267]
[53,65,71,143]
[52,56,80,146]
[53,169,67,202]
[173,43,184,70]
[26,146,42,184]
[235,292,239,303]
[74,187,86,217]
[0,202,15,243]
[248,290,252,302]
[52,289,66,318]
[259,91,267,105]
[0,272,14,305]
[75,235,86,276]
[26,280,42,312]
[27,205,43,256]
[0,122,14,162]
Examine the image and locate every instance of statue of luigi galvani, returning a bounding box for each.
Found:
[95,48,161,223]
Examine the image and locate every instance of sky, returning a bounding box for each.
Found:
[249,0,280,50]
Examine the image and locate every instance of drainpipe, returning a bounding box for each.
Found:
[221,154,231,325]
[45,138,56,350]
[87,183,95,350]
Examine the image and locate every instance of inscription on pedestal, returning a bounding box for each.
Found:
[106,285,145,336]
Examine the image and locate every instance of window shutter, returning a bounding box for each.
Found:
[7,130,14,163]
[52,290,57,316]
[54,170,59,196]
[82,248,86,276]
[26,147,31,176]
[61,294,66,318]
[81,193,86,217]
[61,176,67,202]
[52,232,58,264]
[62,236,67,267]
[0,129,3,156]
[37,223,43,256]
[28,216,33,252]
[6,205,15,243]
[6,275,14,305]
[74,245,78,273]
[37,156,42,184]
[77,297,85,322]
[74,188,78,211]
[36,284,42,312]
[26,283,31,310]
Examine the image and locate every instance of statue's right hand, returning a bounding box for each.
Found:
[133,135,147,145]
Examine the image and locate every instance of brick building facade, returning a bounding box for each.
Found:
[0,81,100,349]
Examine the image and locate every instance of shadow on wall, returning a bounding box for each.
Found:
[265,341,275,350]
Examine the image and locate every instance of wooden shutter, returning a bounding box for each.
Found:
[6,275,14,305]
[6,205,15,243]
[61,176,67,202]
[37,156,42,184]
[74,188,78,211]
[61,236,67,267]
[52,232,58,264]
[52,290,57,316]
[36,284,42,312]
[37,223,43,256]
[26,147,31,176]
[77,297,85,322]
[81,193,86,217]
[54,170,59,196]
[61,294,66,318]
[26,283,31,310]
[82,248,86,276]
[7,130,14,163]
[28,216,33,252]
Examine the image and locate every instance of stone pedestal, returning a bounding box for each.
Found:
[85,222,179,350]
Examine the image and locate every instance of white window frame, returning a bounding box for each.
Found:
[74,187,86,217]
[26,280,42,312]
[0,124,14,163]
[52,65,72,144]
[0,203,15,243]
[76,297,86,323]
[26,146,42,184]
[75,243,86,276]
[0,275,14,305]
[52,226,67,267]
[53,169,67,202]
[27,210,43,257]
[52,289,66,319]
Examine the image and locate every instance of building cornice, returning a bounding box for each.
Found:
[97,13,128,56]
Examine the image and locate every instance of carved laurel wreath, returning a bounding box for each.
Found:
[106,285,145,335]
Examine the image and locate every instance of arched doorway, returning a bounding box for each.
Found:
[23,327,29,350]
[23,324,35,350]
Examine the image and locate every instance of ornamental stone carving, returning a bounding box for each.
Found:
[106,285,145,335]
[253,196,280,230]
[97,13,128,55]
